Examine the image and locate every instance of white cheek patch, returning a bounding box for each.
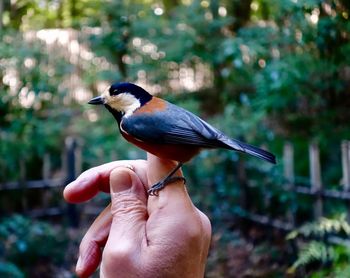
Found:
[104,92,141,116]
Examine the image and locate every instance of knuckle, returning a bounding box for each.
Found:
[185,222,203,241]
[103,245,131,261]
[102,244,138,272]
[181,211,211,245]
[111,193,146,218]
[200,212,212,236]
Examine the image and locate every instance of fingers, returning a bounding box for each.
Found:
[142,154,212,277]
[101,167,148,276]
[146,153,200,240]
[64,160,147,203]
[73,157,212,277]
[76,166,148,277]
[146,154,197,245]
[76,204,113,278]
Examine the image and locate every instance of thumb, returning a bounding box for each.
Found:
[103,167,147,260]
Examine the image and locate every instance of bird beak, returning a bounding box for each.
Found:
[88,96,104,105]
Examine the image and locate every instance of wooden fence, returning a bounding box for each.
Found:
[236,140,350,244]
[1,138,350,237]
[0,137,81,227]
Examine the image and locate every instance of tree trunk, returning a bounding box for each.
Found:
[226,0,252,32]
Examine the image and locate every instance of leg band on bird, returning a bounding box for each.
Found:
[148,163,185,196]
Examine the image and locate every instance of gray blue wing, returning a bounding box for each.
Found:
[121,102,240,149]
[121,102,276,164]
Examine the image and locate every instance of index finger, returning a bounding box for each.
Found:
[63,160,148,203]
[144,154,210,269]
[146,154,198,227]
[146,153,190,212]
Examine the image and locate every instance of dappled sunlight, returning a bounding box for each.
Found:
[1,0,349,276]
[5,28,214,109]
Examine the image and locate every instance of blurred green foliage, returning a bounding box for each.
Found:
[0,30,73,180]
[1,0,349,179]
[0,215,68,276]
[0,262,24,278]
[287,214,350,276]
[1,0,350,276]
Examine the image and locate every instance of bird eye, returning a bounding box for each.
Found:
[110,89,119,96]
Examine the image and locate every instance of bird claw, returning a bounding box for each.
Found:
[148,176,186,196]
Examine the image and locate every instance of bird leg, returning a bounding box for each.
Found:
[148,162,186,196]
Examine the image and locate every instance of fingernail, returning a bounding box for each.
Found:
[110,168,132,193]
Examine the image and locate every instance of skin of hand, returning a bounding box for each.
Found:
[63,153,212,278]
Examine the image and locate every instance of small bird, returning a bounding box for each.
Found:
[88,82,276,195]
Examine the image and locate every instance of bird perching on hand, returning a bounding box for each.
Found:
[88,82,276,196]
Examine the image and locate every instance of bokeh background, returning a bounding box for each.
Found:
[1,0,350,277]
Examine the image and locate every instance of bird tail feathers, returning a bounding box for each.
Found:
[239,141,276,164]
[217,135,276,164]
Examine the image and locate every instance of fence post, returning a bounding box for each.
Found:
[19,159,28,213]
[341,141,350,190]
[284,142,296,227]
[309,142,323,219]
[341,140,350,221]
[65,137,81,228]
[42,153,51,181]
[42,153,51,211]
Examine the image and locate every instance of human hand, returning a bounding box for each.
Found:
[64,154,211,277]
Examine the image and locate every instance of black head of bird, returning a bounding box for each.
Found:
[88,82,152,121]
[89,82,276,195]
